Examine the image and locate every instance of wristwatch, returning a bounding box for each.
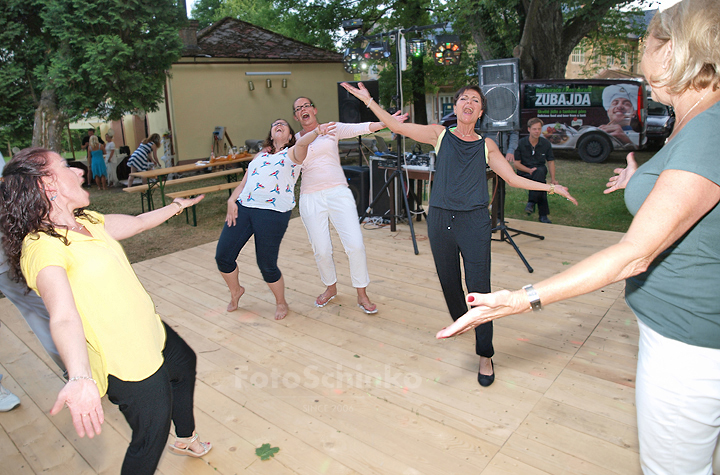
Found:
[522,284,542,312]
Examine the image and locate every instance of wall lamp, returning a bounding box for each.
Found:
[266,79,272,88]
[248,81,255,91]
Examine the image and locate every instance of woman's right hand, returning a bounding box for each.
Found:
[604,152,638,194]
[340,82,372,104]
[226,199,239,226]
[50,378,104,438]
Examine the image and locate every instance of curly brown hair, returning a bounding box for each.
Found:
[261,119,296,154]
[0,148,93,284]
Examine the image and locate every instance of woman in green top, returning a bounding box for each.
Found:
[437,0,720,472]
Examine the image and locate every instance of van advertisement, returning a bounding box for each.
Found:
[522,82,643,153]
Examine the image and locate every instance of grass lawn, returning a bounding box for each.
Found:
[503,149,654,232]
[82,147,656,264]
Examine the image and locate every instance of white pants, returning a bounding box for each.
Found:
[299,186,370,288]
[636,318,720,475]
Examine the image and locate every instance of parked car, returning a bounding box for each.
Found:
[646,98,674,149]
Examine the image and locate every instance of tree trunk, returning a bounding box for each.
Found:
[32,89,66,152]
[411,56,428,125]
[517,0,568,79]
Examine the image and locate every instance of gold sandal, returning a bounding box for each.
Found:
[167,432,212,457]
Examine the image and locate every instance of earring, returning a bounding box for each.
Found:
[49,194,57,201]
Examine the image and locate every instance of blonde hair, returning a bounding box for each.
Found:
[646,0,720,95]
[89,135,99,148]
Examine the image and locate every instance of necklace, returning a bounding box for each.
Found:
[454,127,476,138]
[675,90,710,131]
[54,221,85,232]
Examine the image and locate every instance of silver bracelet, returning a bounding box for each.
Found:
[68,376,97,384]
[522,284,542,312]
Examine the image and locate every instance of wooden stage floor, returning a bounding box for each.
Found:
[0,217,640,474]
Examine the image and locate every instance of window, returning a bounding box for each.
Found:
[571,47,585,64]
[606,56,615,68]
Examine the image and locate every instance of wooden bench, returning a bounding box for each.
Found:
[166,181,242,226]
[123,167,243,212]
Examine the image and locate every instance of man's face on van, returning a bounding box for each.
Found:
[607,97,635,123]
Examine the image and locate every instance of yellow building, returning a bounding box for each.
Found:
[147,18,350,164]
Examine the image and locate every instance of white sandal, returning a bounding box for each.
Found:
[167,432,212,457]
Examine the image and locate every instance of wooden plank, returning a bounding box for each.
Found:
[166,181,239,199]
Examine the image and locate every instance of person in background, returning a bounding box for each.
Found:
[216,119,335,320]
[126,134,161,187]
[0,150,22,412]
[514,118,558,223]
[437,0,720,471]
[292,96,408,314]
[81,128,104,185]
[104,129,119,187]
[88,135,107,190]
[0,147,209,473]
[341,81,576,387]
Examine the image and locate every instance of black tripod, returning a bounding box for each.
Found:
[491,131,543,272]
[359,141,420,255]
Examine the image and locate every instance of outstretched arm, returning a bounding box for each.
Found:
[37,266,104,438]
[341,82,444,146]
[487,139,577,204]
[437,168,720,338]
[104,196,205,240]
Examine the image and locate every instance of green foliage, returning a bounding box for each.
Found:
[191,0,224,29]
[0,0,186,147]
[42,0,186,121]
[255,443,280,460]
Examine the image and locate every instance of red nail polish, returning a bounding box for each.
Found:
[467,295,475,302]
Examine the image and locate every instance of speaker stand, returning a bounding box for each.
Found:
[360,154,420,255]
[491,176,543,273]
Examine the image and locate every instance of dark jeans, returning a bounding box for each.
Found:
[427,207,493,357]
[215,204,291,283]
[106,322,197,475]
[519,165,549,216]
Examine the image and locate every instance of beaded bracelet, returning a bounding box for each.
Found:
[68,376,97,384]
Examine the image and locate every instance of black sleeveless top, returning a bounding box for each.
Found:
[429,127,489,211]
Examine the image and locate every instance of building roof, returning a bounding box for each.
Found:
[188,17,342,62]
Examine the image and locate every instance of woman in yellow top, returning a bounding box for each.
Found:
[0,147,208,474]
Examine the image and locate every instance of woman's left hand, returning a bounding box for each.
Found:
[173,196,204,213]
[392,111,410,124]
[317,122,337,136]
[50,379,105,438]
[436,290,526,339]
[554,184,578,205]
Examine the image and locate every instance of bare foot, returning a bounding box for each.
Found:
[227,286,246,312]
[275,302,289,320]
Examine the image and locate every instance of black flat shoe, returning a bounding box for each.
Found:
[477,360,495,387]
[524,202,534,214]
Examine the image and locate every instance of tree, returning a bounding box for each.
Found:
[0,0,186,152]
[444,0,649,80]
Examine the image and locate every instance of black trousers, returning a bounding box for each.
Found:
[106,322,197,475]
[519,165,549,216]
[427,207,493,357]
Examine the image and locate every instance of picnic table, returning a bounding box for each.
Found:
[125,155,253,211]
